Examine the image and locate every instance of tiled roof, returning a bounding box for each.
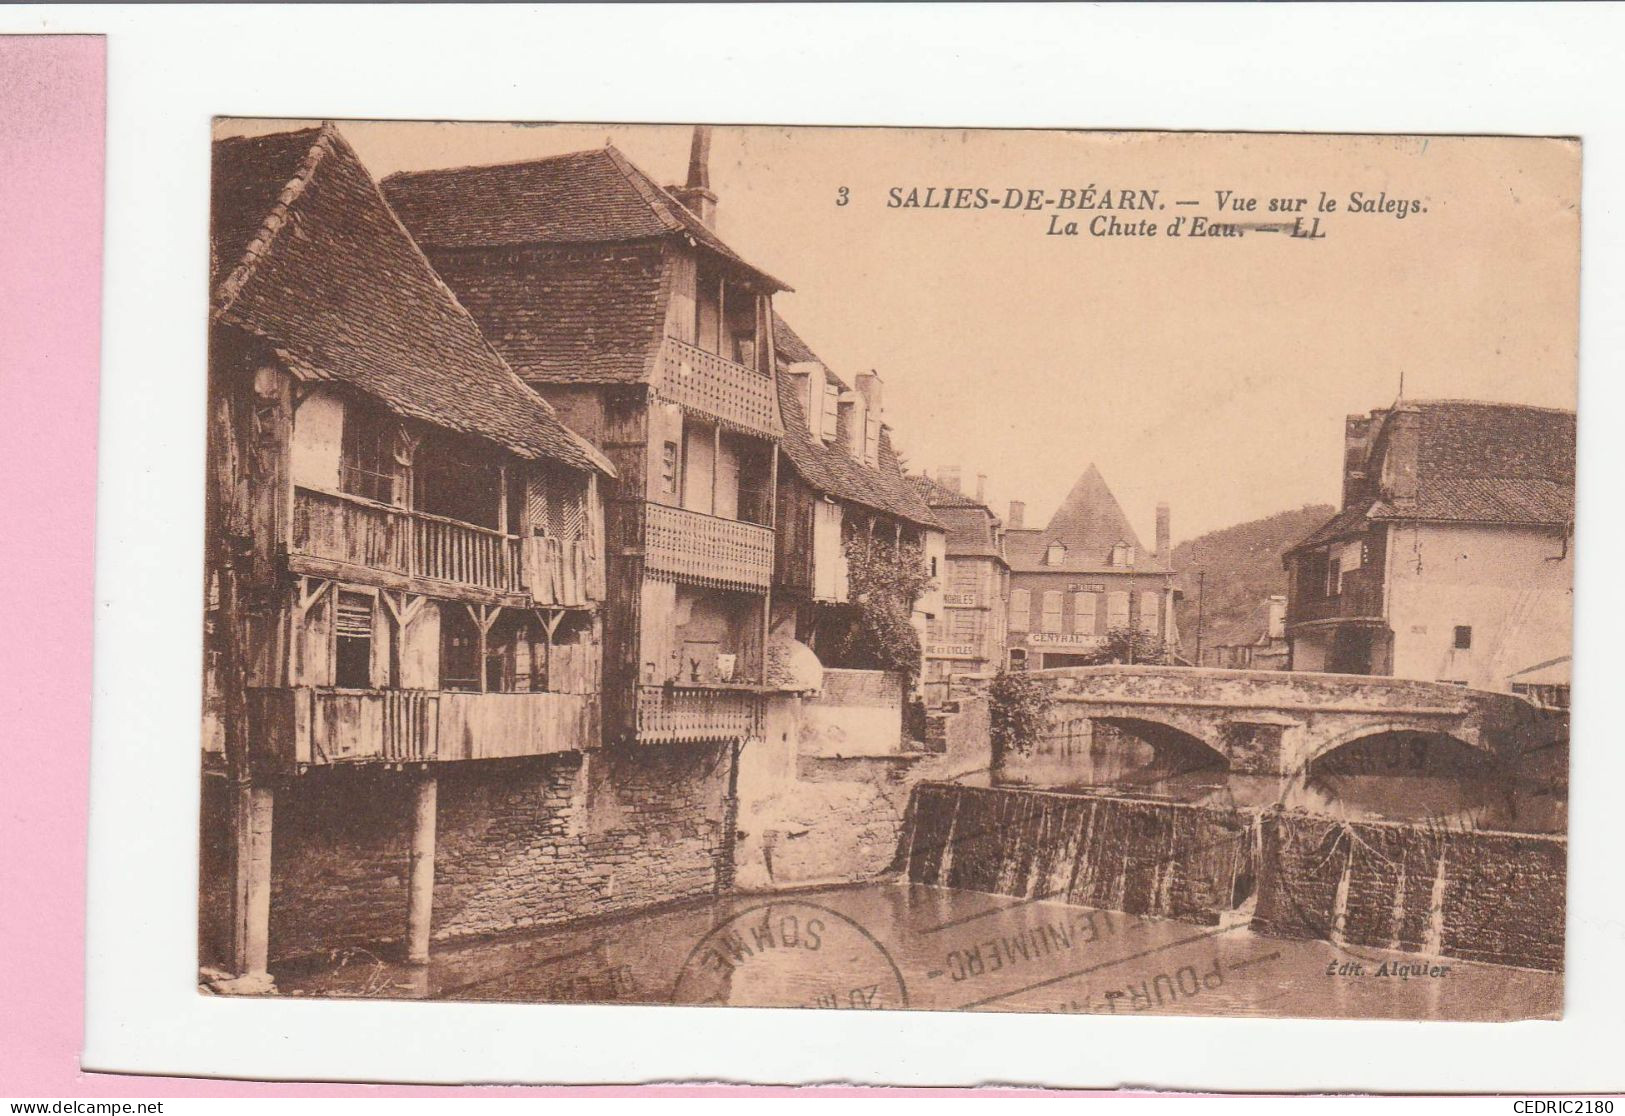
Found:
[1287,400,1575,556]
[1006,464,1148,572]
[911,473,990,510]
[1285,503,1376,555]
[425,243,668,384]
[1398,400,1574,524]
[772,315,939,530]
[382,145,789,291]
[911,476,1006,560]
[211,124,611,474]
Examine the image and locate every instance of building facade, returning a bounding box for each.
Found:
[913,469,1010,702]
[385,129,788,749]
[207,125,614,979]
[1283,399,1575,695]
[770,315,944,691]
[1002,464,1179,670]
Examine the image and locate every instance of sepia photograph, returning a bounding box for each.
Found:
[198,119,1576,1023]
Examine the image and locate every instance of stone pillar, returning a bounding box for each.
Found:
[230,780,274,981]
[406,770,438,965]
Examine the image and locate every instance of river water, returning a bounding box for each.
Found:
[278,880,1560,1020]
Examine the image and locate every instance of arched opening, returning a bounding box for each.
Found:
[1298,730,1553,831]
[998,712,1227,801]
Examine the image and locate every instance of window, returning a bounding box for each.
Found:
[1106,591,1130,630]
[864,415,881,467]
[820,383,840,442]
[1008,648,1028,671]
[1109,542,1133,567]
[1073,591,1098,636]
[333,591,374,689]
[1009,588,1031,632]
[1041,591,1064,634]
[661,441,680,497]
[1453,625,1473,650]
[1140,591,1161,634]
[339,406,395,504]
[951,611,978,642]
[929,555,939,579]
[1045,542,1066,566]
[440,605,481,692]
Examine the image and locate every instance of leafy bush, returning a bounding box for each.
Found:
[989,668,1052,759]
[820,535,933,684]
[1079,626,1175,666]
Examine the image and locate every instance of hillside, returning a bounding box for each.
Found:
[1170,504,1336,659]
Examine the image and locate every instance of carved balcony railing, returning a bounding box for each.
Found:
[656,336,782,438]
[246,686,598,769]
[292,487,524,595]
[635,684,762,745]
[644,502,774,592]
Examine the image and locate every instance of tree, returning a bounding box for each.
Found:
[1080,626,1175,666]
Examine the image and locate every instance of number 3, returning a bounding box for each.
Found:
[836,186,849,207]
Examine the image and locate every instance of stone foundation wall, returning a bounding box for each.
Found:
[733,695,992,891]
[1252,812,1565,972]
[199,740,730,966]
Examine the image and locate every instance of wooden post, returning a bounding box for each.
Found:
[230,779,274,980]
[406,770,437,965]
[711,422,721,516]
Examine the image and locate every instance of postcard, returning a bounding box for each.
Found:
[199,119,1576,1023]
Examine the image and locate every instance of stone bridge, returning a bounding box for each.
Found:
[974,665,1564,782]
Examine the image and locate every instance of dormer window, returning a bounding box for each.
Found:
[820,380,839,443]
[1045,542,1066,566]
[864,414,881,467]
[1109,542,1133,567]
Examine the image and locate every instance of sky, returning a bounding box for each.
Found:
[218,120,1579,545]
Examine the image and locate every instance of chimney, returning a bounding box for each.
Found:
[670,125,718,230]
[1156,502,1171,566]
[1008,500,1026,530]
[855,369,884,419]
[976,473,987,504]
[938,465,962,495]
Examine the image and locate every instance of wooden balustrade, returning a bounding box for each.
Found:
[644,502,774,592]
[635,685,762,745]
[1289,567,1386,624]
[246,686,598,768]
[656,336,782,437]
[293,487,524,593]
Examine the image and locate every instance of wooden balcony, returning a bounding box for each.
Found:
[292,487,593,602]
[635,684,762,745]
[656,336,782,438]
[644,502,774,592]
[246,686,598,769]
[1288,566,1386,626]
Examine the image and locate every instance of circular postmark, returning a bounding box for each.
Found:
[671,900,909,1010]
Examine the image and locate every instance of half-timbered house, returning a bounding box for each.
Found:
[384,129,786,749]
[207,124,614,980]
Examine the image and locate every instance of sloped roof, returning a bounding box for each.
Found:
[426,242,668,384]
[1385,400,1575,524]
[912,473,989,510]
[1006,464,1146,571]
[772,315,939,530]
[211,125,610,474]
[382,145,789,291]
[1287,400,1575,556]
